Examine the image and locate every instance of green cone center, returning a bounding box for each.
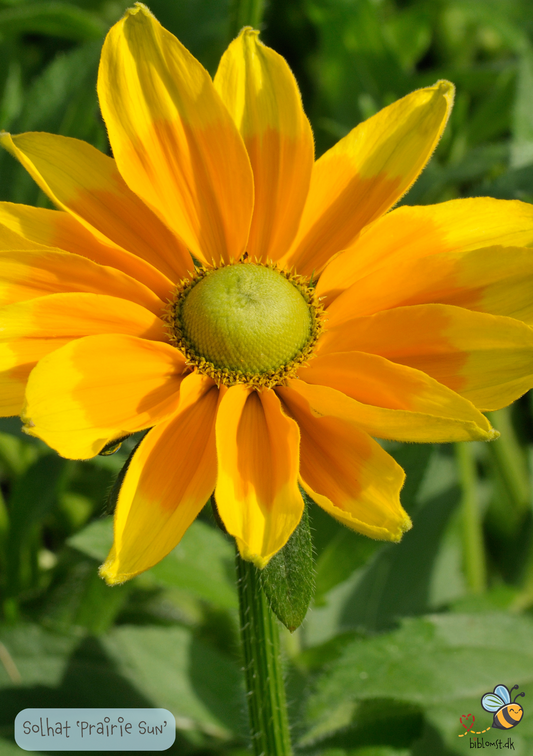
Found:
[179,264,312,374]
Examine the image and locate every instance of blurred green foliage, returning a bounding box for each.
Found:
[2,0,533,754]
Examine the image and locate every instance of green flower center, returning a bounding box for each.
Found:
[180,264,312,373]
[165,261,323,388]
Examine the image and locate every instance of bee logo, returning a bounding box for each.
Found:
[481,684,525,730]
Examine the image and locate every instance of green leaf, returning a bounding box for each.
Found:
[329,749,411,756]
[385,7,431,73]
[0,41,104,205]
[300,699,423,752]
[440,0,527,59]
[0,623,79,689]
[385,442,435,514]
[68,518,237,610]
[512,48,533,168]
[260,504,315,631]
[150,520,237,610]
[102,625,245,739]
[466,67,515,145]
[315,529,377,605]
[14,40,101,135]
[317,749,411,756]
[314,444,434,606]
[0,622,245,743]
[66,517,113,562]
[0,3,106,41]
[147,0,231,75]
[0,429,40,477]
[301,612,533,749]
[5,453,67,598]
[307,446,453,644]
[0,621,155,736]
[360,449,459,622]
[306,0,408,155]
[37,552,132,635]
[0,57,22,130]
[0,737,26,754]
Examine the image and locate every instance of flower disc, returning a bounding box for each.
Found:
[179,264,312,374]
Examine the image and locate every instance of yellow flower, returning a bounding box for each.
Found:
[2,3,533,583]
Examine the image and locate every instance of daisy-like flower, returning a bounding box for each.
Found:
[2,4,533,584]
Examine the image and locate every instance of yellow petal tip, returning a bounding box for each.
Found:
[401,513,413,534]
[251,555,270,569]
[389,513,413,543]
[239,26,259,37]
[0,131,14,154]
[125,3,154,19]
[488,429,501,441]
[20,408,37,437]
[435,79,455,104]
[238,542,272,570]
[99,560,126,586]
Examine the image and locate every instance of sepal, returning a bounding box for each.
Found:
[260,501,316,632]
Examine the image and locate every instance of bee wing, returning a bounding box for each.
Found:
[482,693,505,712]
[494,685,511,704]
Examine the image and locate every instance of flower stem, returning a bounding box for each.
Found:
[236,552,293,756]
[486,408,530,517]
[229,0,266,38]
[455,442,486,593]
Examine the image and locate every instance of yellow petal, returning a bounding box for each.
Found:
[0,248,162,313]
[100,374,218,585]
[0,202,174,301]
[0,292,166,341]
[23,334,186,458]
[0,131,191,282]
[286,379,493,449]
[0,218,43,251]
[278,384,410,541]
[321,303,533,412]
[415,246,533,325]
[97,4,254,264]
[0,292,167,417]
[214,28,313,260]
[318,197,533,306]
[298,350,495,442]
[0,338,70,417]
[325,244,533,324]
[215,385,302,568]
[283,81,454,276]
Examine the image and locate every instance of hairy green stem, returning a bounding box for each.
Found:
[229,0,266,38]
[455,442,486,593]
[236,552,293,756]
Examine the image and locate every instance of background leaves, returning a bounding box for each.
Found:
[2,1,533,754]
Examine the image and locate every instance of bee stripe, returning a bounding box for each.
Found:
[504,710,515,725]
[500,708,518,727]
